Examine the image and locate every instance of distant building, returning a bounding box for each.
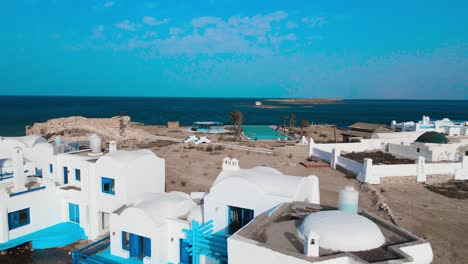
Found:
[228,202,433,264]
[255,101,262,106]
[391,115,468,136]
[341,122,393,142]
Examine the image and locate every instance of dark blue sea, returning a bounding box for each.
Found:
[1,96,467,136]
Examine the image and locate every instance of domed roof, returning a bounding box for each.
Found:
[298,211,385,252]
[415,131,449,144]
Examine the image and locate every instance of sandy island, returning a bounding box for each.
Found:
[265,98,343,104]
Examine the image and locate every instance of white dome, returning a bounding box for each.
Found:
[298,211,385,252]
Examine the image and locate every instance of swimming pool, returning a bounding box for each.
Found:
[242,125,289,140]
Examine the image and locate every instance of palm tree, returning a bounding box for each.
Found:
[230,110,244,141]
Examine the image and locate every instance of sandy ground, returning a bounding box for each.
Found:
[379,181,468,263]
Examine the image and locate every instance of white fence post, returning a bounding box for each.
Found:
[331,148,340,169]
[455,156,468,180]
[416,156,427,182]
[308,138,315,158]
[358,158,379,184]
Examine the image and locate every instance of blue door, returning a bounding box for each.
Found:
[228,206,254,235]
[129,233,142,259]
[69,203,80,223]
[180,239,192,264]
[143,237,151,258]
[129,234,150,259]
[63,167,69,184]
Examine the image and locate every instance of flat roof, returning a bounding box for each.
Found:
[234,202,428,263]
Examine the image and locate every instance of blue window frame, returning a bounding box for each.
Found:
[180,239,192,264]
[63,166,69,184]
[227,206,254,235]
[8,208,30,230]
[122,231,130,250]
[75,169,81,181]
[101,177,115,195]
[49,164,53,173]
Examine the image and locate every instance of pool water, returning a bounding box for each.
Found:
[242,125,289,140]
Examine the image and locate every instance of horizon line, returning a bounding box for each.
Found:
[0,95,467,101]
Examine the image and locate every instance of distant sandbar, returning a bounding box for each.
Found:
[265,98,343,105]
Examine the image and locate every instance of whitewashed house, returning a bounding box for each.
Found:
[0,135,166,250]
[204,157,320,235]
[392,115,468,136]
[109,192,198,264]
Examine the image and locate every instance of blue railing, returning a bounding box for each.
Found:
[183,220,228,264]
[0,173,14,181]
[10,186,46,197]
[72,236,111,264]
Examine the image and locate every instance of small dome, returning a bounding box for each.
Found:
[415,132,449,144]
[298,211,385,252]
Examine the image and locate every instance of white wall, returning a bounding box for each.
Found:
[0,180,61,243]
[228,235,356,264]
[110,208,190,264]
[204,178,289,234]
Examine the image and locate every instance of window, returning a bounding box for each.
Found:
[417,148,420,153]
[49,164,53,173]
[75,169,81,181]
[8,208,30,230]
[101,177,115,195]
[122,231,130,250]
[227,206,254,235]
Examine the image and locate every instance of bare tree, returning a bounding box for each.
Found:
[283,115,289,132]
[300,119,309,136]
[289,114,296,131]
[230,110,244,141]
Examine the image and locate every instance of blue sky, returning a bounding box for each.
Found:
[0,0,467,98]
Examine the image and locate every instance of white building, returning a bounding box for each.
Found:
[110,192,198,264]
[204,157,320,235]
[0,135,166,250]
[392,115,468,136]
[254,101,262,106]
[228,202,433,264]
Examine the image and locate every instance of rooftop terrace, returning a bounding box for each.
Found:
[235,202,429,263]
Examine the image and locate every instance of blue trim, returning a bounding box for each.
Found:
[143,237,151,258]
[69,203,80,223]
[49,164,53,173]
[8,208,30,230]
[10,186,46,197]
[101,177,115,195]
[75,169,81,181]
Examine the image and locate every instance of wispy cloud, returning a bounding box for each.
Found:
[301,17,327,28]
[286,21,298,29]
[116,20,138,31]
[91,25,105,39]
[142,16,169,26]
[169,27,184,36]
[103,1,115,8]
[87,11,320,56]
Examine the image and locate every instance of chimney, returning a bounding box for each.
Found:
[109,140,117,153]
[12,147,27,193]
